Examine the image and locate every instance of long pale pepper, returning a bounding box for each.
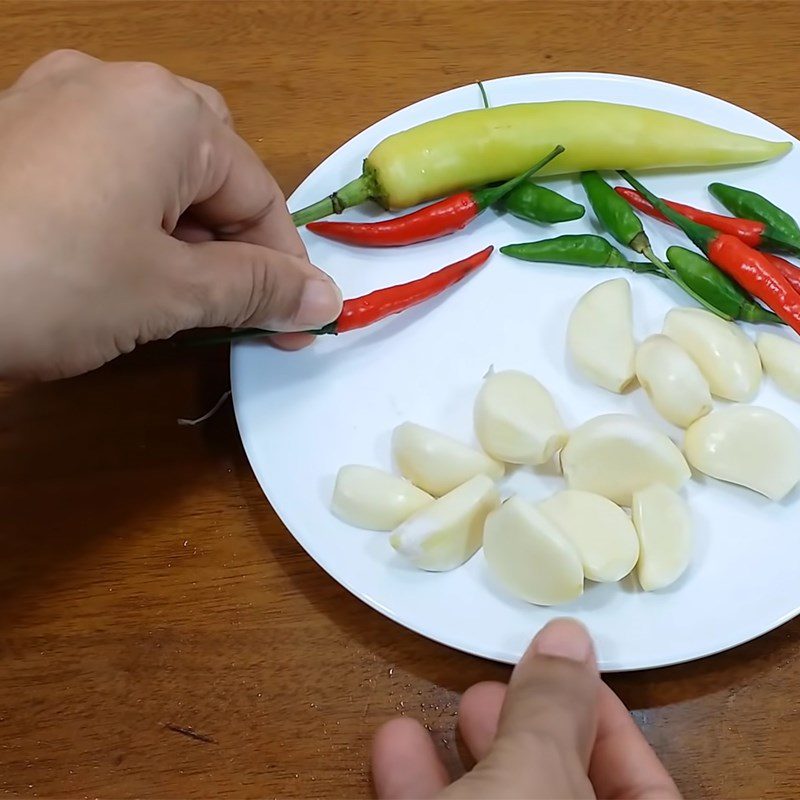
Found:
[291,101,791,225]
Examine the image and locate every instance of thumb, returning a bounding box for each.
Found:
[452,619,599,799]
[179,239,342,332]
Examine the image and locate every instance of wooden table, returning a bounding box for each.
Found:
[1,1,799,797]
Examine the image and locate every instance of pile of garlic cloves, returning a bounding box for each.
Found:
[330,278,800,607]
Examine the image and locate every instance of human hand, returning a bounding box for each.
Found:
[0,50,341,380]
[372,619,681,799]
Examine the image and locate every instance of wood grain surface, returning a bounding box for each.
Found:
[1,1,799,797]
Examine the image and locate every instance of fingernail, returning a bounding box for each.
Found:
[296,278,342,327]
[530,618,594,664]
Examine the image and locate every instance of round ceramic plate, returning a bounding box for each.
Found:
[231,72,800,671]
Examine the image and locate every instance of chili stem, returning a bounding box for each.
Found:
[478,81,490,109]
[291,173,376,227]
[642,245,732,320]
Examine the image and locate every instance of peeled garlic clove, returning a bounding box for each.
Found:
[538,490,639,582]
[474,369,568,465]
[635,334,713,428]
[392,422,504,497]
[560,414,690,506]
[390,474,499,571]
[567,278,636,393]
[331,465,434,530]
[757,332,800,400]
[685,406,800,501]
[662,307,761,401]
[483,495,584,605]
[632,484,692,591]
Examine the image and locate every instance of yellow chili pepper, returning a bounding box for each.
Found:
[292,101,790,226]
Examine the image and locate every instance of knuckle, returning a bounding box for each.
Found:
[516,660,596,704]
[478,733,586,797]
[18,49,92,84]
[36,48,90,73]
[116,61,186,102]
[202,85,230,121]
[240,257,280,325]
[499,728,557,760]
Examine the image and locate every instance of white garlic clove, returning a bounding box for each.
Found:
[483,495,584,605]
[474,369,568,465]
[757,332,800,400]
[538,490,639,582]
[560,414,691,506]
[635,334,713,428]
[662,307,761,401]
[632,484,692,591]
[567,278,636,393]
[390,474,499,571]
[684,405,800,501]
[392,422,504,497]
[331,465,434,530]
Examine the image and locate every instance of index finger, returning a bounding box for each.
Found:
[589,683,682,799]
[186,109,308,259]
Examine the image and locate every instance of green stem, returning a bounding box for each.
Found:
[642,245,732,320]
[478,81,490,109]
[619,171,716,252]
[189,320,337,347]
[291,173,376,227]
[473,145,564,210]
[630,261,668,277]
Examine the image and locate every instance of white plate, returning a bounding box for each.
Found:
[231,72,800,671]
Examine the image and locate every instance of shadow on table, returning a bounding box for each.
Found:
[236,476,508,694]
[606,617,800,709]
[241,457,800,708]
[0,342,229,633]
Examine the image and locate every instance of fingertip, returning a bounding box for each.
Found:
[268,332,318,351]
[372,716,424,755]
[294,276,342,328]
[458,681,507,762]
[371,717,448,800]
[528,618,596,667]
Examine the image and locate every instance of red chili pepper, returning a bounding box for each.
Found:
[765,253,800,295]
[306,146,564,247]
[620,172,800,335]
[614,187,766,246]
[334,246,493,332]
[707,236,800,333]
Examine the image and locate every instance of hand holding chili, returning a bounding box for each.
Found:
[197,247,494,344]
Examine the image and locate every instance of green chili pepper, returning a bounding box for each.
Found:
[500,234,661,273]
[580,171,651,252]
[500,183,585,224]
[709,182,800,243]
[582,171,730,318]
[666,246,784,325]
